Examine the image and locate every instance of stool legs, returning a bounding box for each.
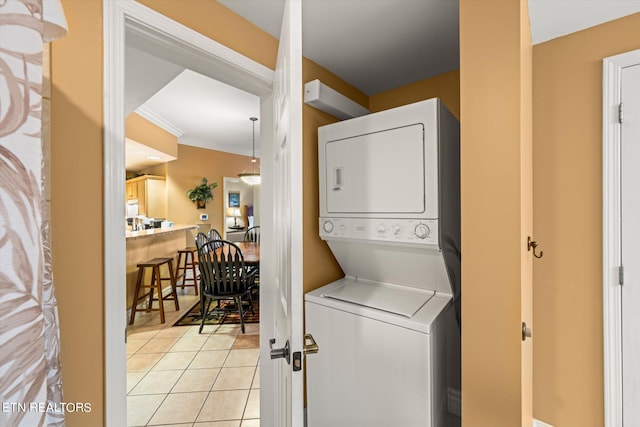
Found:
[176,249,199,296]
[155,264,165,323]
[188,252,198,295]
[166,260,180,311]
[129,265,145,325]
[176,251,185,288]
[129,258,179,325]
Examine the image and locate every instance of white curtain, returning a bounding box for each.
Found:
[0,1,67,426]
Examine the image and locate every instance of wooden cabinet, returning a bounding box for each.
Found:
[126,181,138,200]
[125,175,167,218]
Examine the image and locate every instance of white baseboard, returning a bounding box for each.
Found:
[448,387,461,418]
[533,419,554,427]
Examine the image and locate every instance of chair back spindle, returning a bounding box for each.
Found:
[244,226,260,243]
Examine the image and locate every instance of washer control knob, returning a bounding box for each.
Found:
[322,220,334,233]
[376,224,387,234]
[414,223,431,239]
[392,224,402,235]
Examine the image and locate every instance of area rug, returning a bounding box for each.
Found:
[173,299,259,327]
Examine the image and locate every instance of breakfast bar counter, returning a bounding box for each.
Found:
[126,224,198,310]
[126,224,197,240]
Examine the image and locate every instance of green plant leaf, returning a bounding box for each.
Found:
[186,177,218,203]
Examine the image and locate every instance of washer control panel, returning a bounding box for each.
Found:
[319,218,439,246]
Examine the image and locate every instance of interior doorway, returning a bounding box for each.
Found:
[103,2,274,425]
[620,60,640,427]
[222,177,260,241]
[603,48,640,427]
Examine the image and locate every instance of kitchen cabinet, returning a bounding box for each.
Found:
[125,175,167,218]
[126,181,138,200]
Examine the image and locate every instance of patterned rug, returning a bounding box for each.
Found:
[173,299,259,327]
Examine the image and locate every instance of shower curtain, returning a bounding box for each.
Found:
[0,1,67,426]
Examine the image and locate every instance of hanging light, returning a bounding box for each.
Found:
[239,117,261,185]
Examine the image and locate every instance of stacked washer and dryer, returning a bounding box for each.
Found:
[305,98,461,427]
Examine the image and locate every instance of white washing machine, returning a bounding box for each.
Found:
[305,98,461,426]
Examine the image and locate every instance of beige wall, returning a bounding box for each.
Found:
[138,0,278,70]
[370,69,460,119]
[161,144,250,233]
[301,57,367,294]
[459,1,532,426]
[125,112,178,161]
[532,12,640,426]
[51,1,104,425]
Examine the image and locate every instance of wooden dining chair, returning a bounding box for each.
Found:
[196,240,256,334]
[208,228,222,242]
[244,226,260,243]
[195,232,209,252]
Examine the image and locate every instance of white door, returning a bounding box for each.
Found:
[263,0,304,426]
[621,62,640,426]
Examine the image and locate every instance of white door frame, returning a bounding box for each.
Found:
[602,48,640,427]
[103,2,273,425]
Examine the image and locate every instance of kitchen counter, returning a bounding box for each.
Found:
[126,224,197,240]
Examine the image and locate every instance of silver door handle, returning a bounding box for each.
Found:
[304,334,319,355]
[270,338,290,364]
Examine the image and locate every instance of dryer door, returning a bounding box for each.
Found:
[324,124,426,215]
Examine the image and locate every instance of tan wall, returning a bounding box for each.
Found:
[459,1,532,426]
[301,57,367,294]
[125,112,179,161]
[532,13,640,426]
[51,1,104,425]
[161,145,250,234]
[138,0,278,70]
[370,69,460,119]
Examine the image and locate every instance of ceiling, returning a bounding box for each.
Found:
[125,0,640,171]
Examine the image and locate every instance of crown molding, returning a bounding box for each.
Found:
[134,104,185,137]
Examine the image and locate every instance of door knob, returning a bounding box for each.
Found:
[270,338,290,364]
[522,322,532,341]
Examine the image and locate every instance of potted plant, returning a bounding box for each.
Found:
[186,177,218,209]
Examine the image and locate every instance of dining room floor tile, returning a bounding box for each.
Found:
[196,390,250,422]
[127,295,260,426]
[147,391,209,425]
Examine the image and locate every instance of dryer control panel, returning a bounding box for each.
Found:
[319,217,439,246]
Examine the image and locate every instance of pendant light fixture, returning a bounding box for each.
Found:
[239,117,261,185]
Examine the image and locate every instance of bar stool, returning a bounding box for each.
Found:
[175,247,199,295]
[129,257,180,324]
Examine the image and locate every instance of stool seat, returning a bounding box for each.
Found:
[176,247,199,296]
[129,257,179,325]
[138,257,173,267]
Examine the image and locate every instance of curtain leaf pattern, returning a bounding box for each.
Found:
[0,1,64,426]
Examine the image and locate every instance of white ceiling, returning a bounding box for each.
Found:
[140,69,261,156]
[528,0,640,44]
[125,0,640,171]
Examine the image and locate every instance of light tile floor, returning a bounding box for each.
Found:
[127,291,260,427]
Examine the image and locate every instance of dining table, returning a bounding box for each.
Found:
[233,241,260,266]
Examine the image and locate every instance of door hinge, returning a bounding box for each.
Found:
[619,265,624,285]
[619,103,624,124]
